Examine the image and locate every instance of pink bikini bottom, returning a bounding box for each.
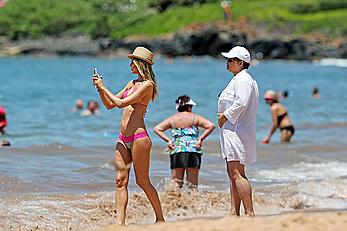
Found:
[118,131,149,150]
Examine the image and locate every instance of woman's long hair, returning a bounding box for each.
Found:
[133,59,158,101]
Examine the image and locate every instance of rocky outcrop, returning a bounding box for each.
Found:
[18,36,100,56]
[103,26,346,60]
[1,25,346,60]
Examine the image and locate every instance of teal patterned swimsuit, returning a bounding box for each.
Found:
[170,114,202,155]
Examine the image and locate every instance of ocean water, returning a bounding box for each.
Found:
[1,56,346,146]
[0,56,347,230]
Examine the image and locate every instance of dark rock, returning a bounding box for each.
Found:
[150,0,210,12]
[249,39,288,58]
[18,36,101,56]
[338,43,347,58]
[3,29,346,60]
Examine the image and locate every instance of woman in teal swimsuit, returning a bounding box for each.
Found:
[154,95,215,189]
[92,46,164,225]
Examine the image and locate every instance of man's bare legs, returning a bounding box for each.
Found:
[227,161,255,216]
[227,163,241,215]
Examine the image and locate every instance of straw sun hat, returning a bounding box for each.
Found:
[128,46,154,65]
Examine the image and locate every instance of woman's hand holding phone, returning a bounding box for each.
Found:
[92,68,104,90]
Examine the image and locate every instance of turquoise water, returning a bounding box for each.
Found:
[1,56,346,147]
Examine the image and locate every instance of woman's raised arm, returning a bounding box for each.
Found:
[96,81,152,108]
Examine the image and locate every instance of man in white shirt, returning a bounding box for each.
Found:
[217,46,259,216]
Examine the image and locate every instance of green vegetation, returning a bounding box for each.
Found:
[0,0,346,40]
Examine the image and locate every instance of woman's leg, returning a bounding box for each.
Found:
[132,137,165,222]
[171,168,185,188]
[114,142,132,225]
[281,130,293,142]
[227,161,255,216]
[186,168,199,189]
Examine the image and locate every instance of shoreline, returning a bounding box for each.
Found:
[2,185,347,231]
[1,140,347,230]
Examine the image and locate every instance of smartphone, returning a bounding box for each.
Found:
[93,67,102,79]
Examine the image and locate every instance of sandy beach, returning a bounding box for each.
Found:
[98,211,347,231]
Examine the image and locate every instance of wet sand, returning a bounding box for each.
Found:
[98,211,347,231]
[2,182,347,230]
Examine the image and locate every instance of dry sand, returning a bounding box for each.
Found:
[97,211,347,231]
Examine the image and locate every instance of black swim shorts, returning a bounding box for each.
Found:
[170,152,202,169]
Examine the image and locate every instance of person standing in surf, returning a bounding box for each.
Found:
[154,95,215,189]
[92,46,165,225]
[217,46,259,217]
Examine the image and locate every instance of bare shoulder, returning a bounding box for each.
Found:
[271,103,280,111]
[194,114,203,120]
[195,114,210,123]
[168,114,177,122]
[171,113,180,120]
[138,81,154,95]
[141,80,154,88]
[159,115,174,127]
[172,112,188,122]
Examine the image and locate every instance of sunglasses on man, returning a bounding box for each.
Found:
[227,58,241,63]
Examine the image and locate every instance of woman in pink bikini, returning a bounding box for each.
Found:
[92,46,164,225]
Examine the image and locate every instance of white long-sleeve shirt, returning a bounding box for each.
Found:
[218,69,259,165]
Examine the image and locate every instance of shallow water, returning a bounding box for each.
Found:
[0,57,347,230]
[1,56,347,146]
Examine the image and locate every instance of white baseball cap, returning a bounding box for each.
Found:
[221,46,251,64]
[175,99,197,110]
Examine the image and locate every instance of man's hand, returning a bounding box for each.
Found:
[217,112,227,128]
